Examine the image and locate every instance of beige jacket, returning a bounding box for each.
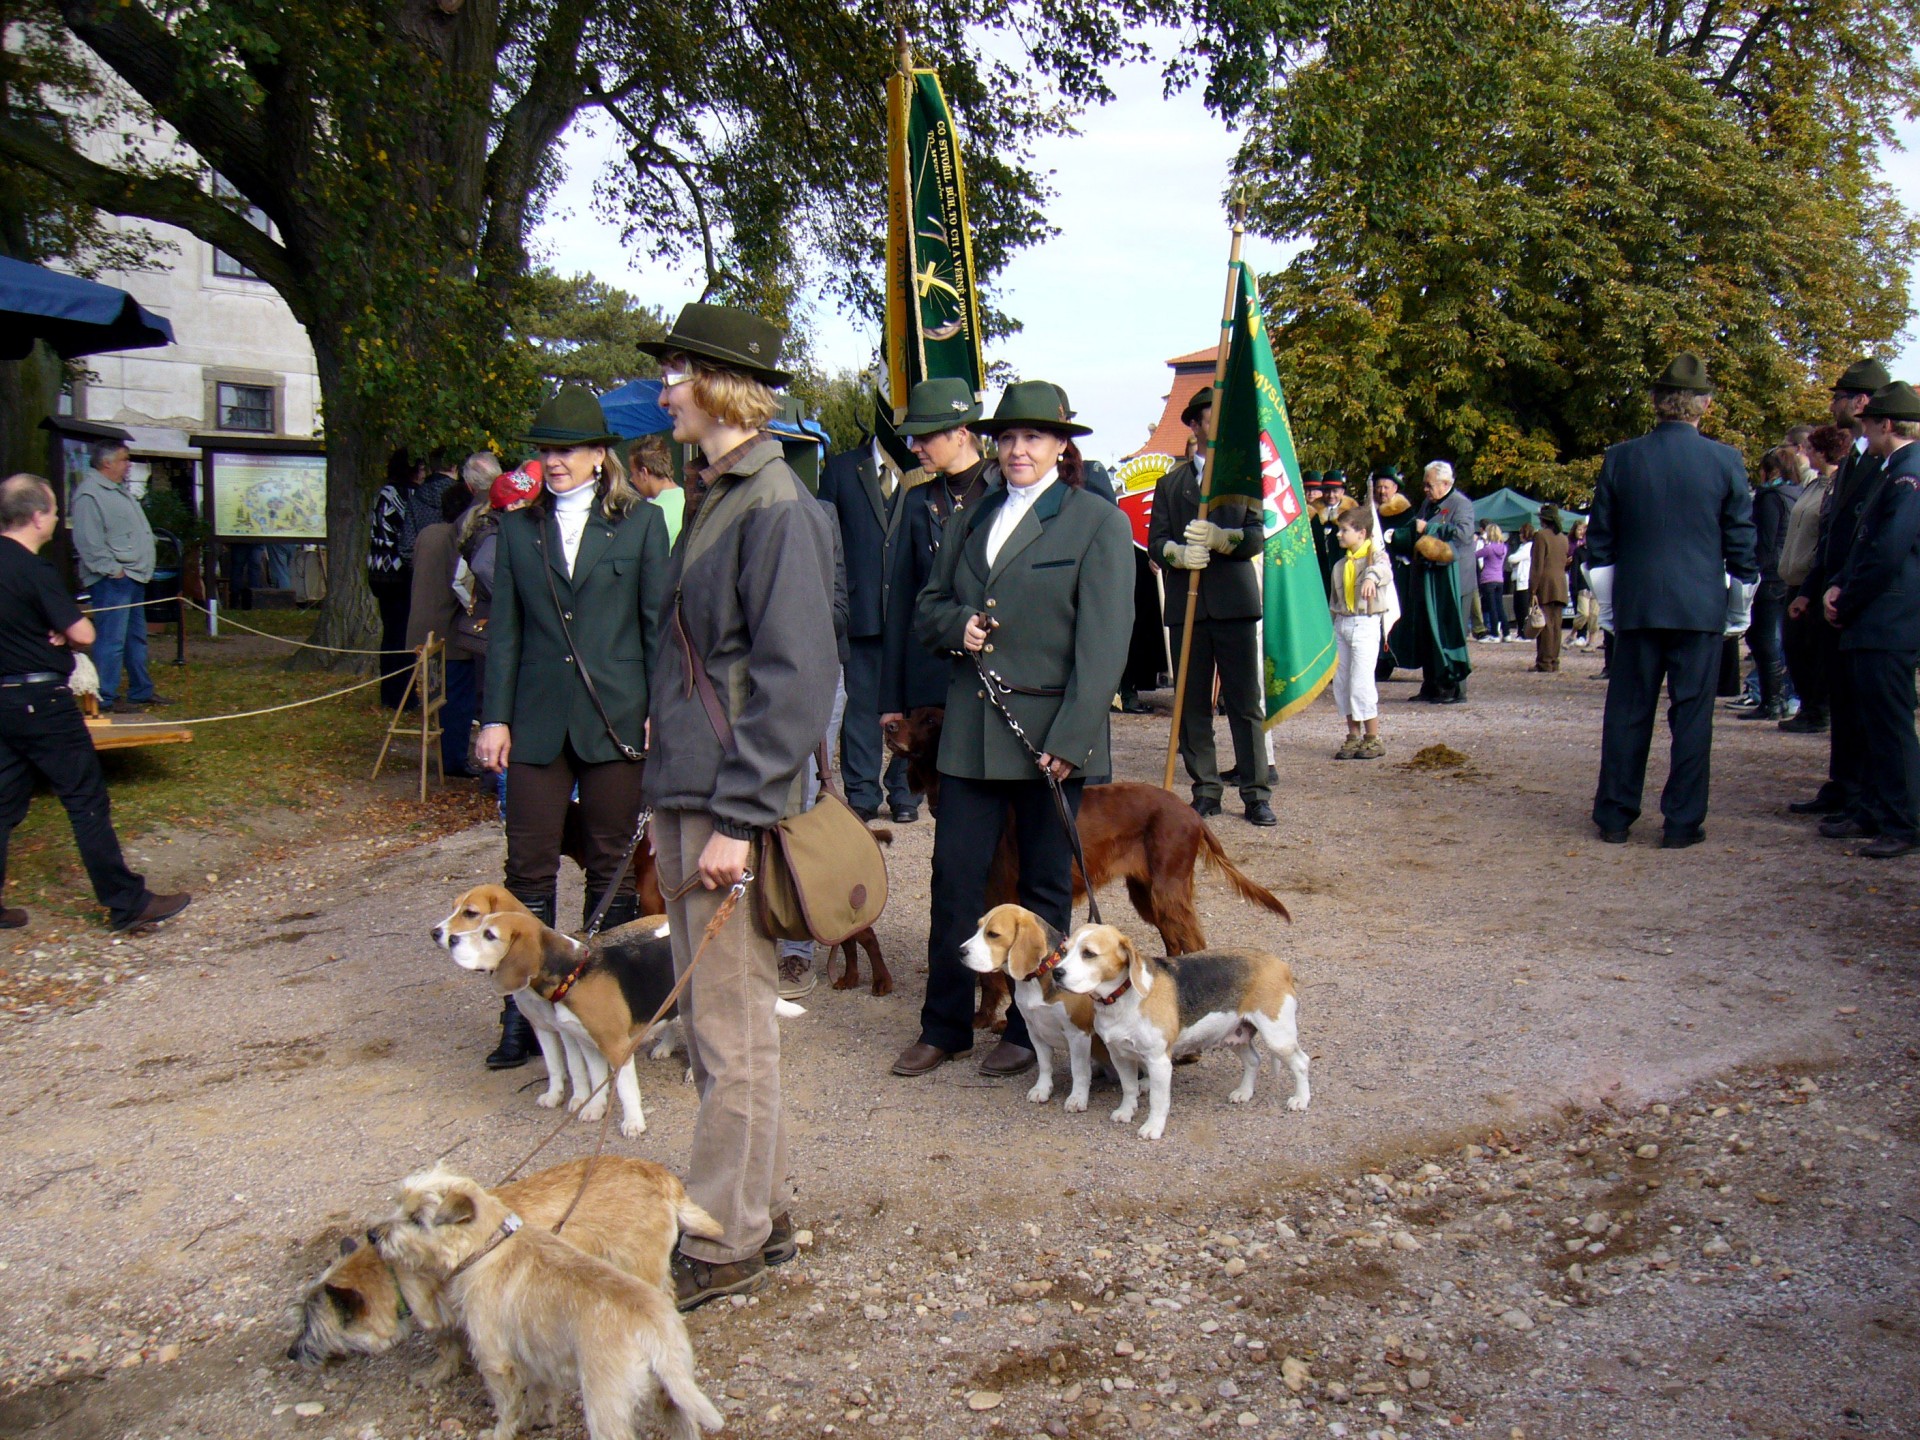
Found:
[1327,542,1395,617]
[1778,473,1830,589]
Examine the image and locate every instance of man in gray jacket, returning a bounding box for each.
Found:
[70,441,165,713]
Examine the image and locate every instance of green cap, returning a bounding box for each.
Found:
[522,385,624,449]
[896,377,982,436]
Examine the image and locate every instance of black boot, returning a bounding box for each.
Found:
[486,997,536,1070]
[584,889,642,936]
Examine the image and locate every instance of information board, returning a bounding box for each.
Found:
[207,450,326,540]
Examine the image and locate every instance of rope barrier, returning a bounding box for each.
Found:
[99,672,387,727]
[81,595,181,614]
[176,600,409,656]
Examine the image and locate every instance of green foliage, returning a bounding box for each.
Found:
[788,368,876,455]
[1238,0,1919,503]
[508,270,666,393]
[140,481,208,545]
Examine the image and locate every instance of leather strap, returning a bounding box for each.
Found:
[535,519,643,764]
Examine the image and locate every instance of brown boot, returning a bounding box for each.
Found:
[672,1249,768,1312]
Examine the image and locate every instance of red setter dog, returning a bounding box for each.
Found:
[885,706,1291,1028]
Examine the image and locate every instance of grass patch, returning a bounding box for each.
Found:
[4,617,491,925]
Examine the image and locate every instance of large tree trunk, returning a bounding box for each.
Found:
[298,331,386,672]
[0,341,63,481]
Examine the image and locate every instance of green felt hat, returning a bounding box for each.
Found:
[1300,469,1323,484]
[1180,386,1214,426]
[974,380,1092,438]
[1372,464,1400,481]
[1655,352,1715,394]
[1834,358,1892,395]
[896,378,982,436]
[638,302,790,386]
[521,385,624,449]
[1862,381,1920,421]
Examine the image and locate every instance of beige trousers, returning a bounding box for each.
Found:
[653,807,790,1264]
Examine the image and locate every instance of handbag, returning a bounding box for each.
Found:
[677,605,887,944]
[1524,598,1546,637]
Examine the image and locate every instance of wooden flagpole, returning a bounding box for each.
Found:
[1163,195,1248,792]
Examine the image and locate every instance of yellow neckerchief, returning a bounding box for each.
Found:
[1342,537,1373,610]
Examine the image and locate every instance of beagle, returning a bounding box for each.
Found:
[1053,924,1310,1141]
[437,886,673,1138]
[960,904,1103,1111]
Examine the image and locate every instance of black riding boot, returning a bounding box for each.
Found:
[487,885,555,1069]
[584,888,641,936]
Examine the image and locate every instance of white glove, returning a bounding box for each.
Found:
[1162,541,1212,571]
[1185,519,1243,555]
[1724,574,1757,637]
[1589,564,1616,635]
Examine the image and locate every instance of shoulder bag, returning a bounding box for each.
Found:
[676,602,887,944]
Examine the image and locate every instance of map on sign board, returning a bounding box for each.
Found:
[210,451,326,540]
[1113,453,1176,553]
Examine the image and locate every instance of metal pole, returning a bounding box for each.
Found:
[1163,195,1248,791]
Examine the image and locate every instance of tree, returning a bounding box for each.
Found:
[1234,0,1919,502]
[1,0,1261,660]
[510,271,666,393]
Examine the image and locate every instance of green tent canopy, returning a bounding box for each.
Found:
[1470,486,1586,535]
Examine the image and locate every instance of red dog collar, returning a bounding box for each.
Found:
[548,947,593,1004]
[1031,936,1070,980]
[1094,976,1132,1006]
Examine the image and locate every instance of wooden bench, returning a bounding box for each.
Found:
[79,692,195,751]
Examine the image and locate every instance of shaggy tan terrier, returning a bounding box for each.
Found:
[290,1156,719,1389]
[372,1166,722,1440]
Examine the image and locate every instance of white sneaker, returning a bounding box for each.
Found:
[1574,636,1590,648]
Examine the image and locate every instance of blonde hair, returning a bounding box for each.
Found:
[596,447,643,518]
[679,357,780,431]
[1484,523,1506,544]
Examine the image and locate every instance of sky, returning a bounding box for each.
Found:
[533,53,1920,468]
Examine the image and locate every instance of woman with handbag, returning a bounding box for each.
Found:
[893,381,1133,1081]
[640,304,840,1312]
[1528,504,1571,672]
[472,388,670,1062]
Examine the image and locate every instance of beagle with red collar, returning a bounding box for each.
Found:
[1052,924,1310,1141]
[960,904,1104,1111]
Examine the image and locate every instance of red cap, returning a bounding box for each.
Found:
[490,460,543,510]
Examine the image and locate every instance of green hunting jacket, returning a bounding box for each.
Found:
[915,478,1133,781]
[481,492,671,765]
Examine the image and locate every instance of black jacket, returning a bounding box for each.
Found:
[1834,442,1920,652]
[1145,457,1264,624]
[881,460,997,712]
[816,445,895,639]
[1799,444,1884,603]
[1587,421,1758,632]
[1753,480,1804,583]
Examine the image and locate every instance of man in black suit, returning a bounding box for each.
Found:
[818,438,916,822]
[1817,381,1920,857]
[1588,352,1758,848]
[1787,358,1890,820]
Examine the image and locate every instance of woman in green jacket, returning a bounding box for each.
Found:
[891,381,1134,1081]
[473,387,670,1064]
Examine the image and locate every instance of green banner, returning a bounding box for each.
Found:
[1210,261,1336,726]
[886,67,985,407]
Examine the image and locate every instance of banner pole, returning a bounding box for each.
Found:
[1163,194,1247,792]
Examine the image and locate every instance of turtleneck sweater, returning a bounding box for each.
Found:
[552,480,596,575]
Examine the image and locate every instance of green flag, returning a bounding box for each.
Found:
[1209,261,1336,725]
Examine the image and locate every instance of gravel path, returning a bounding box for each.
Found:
[0,639,1914,1439]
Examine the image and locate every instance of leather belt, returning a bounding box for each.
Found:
[0,672,67,687]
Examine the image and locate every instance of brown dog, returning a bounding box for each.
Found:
[289,1156,721,1381]
[560,804,896,996]
[886,708,1291,1027]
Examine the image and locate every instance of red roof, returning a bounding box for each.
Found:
[1130,343,1220,459]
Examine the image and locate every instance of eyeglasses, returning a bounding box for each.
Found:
[658,368,694,388]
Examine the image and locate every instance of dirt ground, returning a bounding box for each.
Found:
[0,637,1916,1440]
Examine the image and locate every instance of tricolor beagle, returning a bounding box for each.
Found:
[1053,924,1310,1140]
[960,904,1104,1111]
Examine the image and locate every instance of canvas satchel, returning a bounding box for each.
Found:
[1524,598,1547,637]
[676,606,887,944]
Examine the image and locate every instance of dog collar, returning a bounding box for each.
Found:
[448,1211,522,1281]
[1094,976,1132,1006]
[1031,936,1070,980]
[548,945,593,1004]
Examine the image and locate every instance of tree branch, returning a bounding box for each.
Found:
[1713,6,1781,94]
[591,84,735,300]
[58,0,279,217]
[0,118,303,306]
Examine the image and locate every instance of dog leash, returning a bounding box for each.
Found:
[581,809,652,941]
[492,870,754,1222]
[446,1211,523,1281]
[966,648,1102,927]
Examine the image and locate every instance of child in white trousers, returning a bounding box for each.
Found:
[1327,507,1397,759]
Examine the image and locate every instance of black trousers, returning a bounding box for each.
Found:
[1592,628,1720,837]
[0,682,148,923]
[1843,649,1920,841]
[371,574,413,710]
[841,635,911,813]
[920,773,1083,1055]
[1782,602,1829,724]
[1168,618,1271,805]
[1748,581,1788,708]
[504,741,646,920]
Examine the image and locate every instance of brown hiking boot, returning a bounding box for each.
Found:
[672,1249,769,1312]
[764,1212,798,1266]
